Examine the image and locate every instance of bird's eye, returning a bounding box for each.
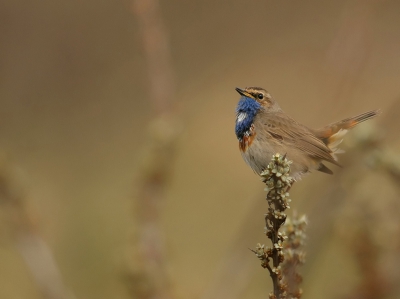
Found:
[257,93,264,100]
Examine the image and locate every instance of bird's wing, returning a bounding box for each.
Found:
[259,112,341,166]
[295,132,341,166]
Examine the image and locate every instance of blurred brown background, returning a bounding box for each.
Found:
[0,0,399,298]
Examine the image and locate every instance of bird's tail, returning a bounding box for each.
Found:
[312,109,380,158]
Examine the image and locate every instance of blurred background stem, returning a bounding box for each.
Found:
[126,1,180,298]
[0,154,75,299]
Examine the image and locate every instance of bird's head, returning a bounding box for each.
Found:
[234,87,280,140]
[235,87,278,110]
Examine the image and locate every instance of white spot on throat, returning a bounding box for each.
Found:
[236,112,247,123]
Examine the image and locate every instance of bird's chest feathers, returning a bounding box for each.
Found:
[235,97,262,152]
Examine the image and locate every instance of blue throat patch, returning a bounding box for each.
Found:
[235,96,262,140]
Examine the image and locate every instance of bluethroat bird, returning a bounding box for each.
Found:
[234,87,379,180]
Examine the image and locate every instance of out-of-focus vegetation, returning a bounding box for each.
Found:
[0,0,399,299]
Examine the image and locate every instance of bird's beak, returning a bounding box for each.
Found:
[235,87,252,98]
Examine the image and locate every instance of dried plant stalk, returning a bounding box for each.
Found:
[253,154,293,299]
